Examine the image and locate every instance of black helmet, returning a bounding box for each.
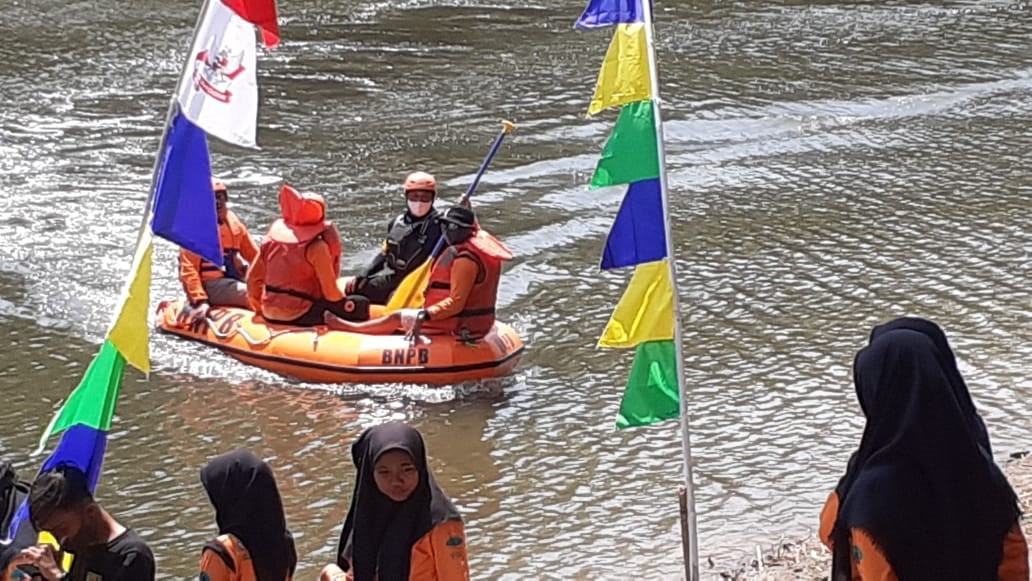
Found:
[439,206,476,228]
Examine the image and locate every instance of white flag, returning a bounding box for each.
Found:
[177,0,259,148]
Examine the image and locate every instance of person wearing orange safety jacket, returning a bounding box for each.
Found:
[324,206,511,338]
[344,171,443,305]
[246,185,368,327]
[177,179,260,324]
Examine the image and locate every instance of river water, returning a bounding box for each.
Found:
[2,0,1031,578]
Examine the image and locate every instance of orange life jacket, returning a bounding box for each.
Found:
[423,240,501,338]
[260,220,342,316]
[200,210,251,281]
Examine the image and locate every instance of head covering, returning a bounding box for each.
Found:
[267,184,328,243]
[212,178,228,194]
[200,450,297,581]
[336,423,461,581]
[403,171,437,194]
[830,329,1018,580]
[438,206,475,228]
[868,316,991,453]
[834,317,994,500]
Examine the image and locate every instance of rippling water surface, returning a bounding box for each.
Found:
[1,0,1031,578]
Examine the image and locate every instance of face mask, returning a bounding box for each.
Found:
[407,200,432,218]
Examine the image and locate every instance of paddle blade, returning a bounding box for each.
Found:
[385,259,432,312]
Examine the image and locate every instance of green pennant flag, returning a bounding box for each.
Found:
[37,340,126,452]
[591,100,660,188]
[616,339,681,429]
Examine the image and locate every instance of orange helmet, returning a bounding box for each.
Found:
[403,171,437,193]
[212,178,228,193]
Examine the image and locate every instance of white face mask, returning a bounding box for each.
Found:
[407,200,432,218]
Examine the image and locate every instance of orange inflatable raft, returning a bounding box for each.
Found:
[154,299,525,385]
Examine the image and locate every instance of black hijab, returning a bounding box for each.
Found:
[336,423,461,581]
[834,317,994,499]
[830,329,1019,580]
[869,316,992,453]
[200,450,297,581]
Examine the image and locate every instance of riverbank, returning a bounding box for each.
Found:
[717,451,1032,580]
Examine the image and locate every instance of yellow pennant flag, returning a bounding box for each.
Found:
[107,233,153,373]
[598,259,674,349]
[588,23,652,117]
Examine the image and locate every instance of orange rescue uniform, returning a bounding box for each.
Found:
[818,490,1029,580]
[328,520,469,581]
[422,233,506,338]
[199,534,292,581]
[247,228,344,323]
[179,210,259,305]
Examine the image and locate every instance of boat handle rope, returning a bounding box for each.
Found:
[204,316,316,348]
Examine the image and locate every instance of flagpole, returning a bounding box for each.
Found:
[639,1,700,579]
[107,0,214,344]
[137,0,213,234]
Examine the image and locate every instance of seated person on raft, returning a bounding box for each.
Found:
[178,178,260,324]
[247,184,368,327]
[325,205,511,339]
[7,464,155,581]
[343,171,443,305]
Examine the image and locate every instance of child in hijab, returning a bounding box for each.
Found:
[822,325,1026,580]
[199,450,297,581]
[320,423,469,581]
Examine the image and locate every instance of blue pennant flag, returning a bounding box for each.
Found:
[575,0,644,29]
[601,178,667,270]
[151,112,222,266]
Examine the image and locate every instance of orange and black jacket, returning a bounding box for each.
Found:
[331,520,469,581]
[819,491,1029,580]
[179,210,259,305]
[199,534,294,581]
[422,241,501,338]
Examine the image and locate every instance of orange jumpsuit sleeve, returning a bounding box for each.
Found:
[198,547,236,581]
[245,250,268,313]
[306,240,344,302]
[179,249,209,305]
[999,523,1030,580]
[425,257,478,321]
[819,491,839,550]
[409,520,470,581]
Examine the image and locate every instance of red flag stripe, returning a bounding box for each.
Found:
[220,0,280,47]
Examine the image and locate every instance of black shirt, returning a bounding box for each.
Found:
[66,529,154,581]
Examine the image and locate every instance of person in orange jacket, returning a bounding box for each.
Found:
[178,179,260,324]
[319,423,469,581]
[324,206,511,339]
[197,450,297,581]
[246,185,367,327]
[822,323,1026,580]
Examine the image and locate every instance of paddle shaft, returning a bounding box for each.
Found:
[426,122,514,261]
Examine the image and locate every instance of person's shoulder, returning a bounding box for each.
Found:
[110,528,154,557]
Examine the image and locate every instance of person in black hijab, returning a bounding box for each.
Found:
[829,329,1023,580]
[820,316,998,546]
[320,422,469,581]
[199,449,297,581]
[868,316,992,453]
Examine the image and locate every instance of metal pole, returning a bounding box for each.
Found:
[107,0,213,340]
[639,1,700,578]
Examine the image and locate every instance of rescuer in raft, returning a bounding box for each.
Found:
[343,171,443,305]
[177,178,260,324]
[247,184,369,327]
[324,205,511,339]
